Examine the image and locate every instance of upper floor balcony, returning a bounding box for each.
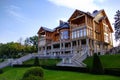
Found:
[71,23,86,29]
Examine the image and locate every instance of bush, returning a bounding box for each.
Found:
[0,69,3,74]
[22,75,43,80]
[22,67,44,80]
[34,57,40,66]
[91,53,104,74]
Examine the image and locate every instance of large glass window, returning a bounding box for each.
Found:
[74,31,77,38]
[61,30,69,40]
[72,31,74,39]
[72,31,77,39]
[79,29,82,37]
[77,30,79,38]
[72,32,74,39]
[83,28,86,36]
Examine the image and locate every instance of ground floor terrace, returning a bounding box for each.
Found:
[38,38,112,57]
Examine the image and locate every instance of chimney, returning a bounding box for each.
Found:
[59,20,64,26]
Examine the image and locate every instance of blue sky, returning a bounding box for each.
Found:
[0,0,119,46]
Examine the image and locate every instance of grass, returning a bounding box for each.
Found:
[84,54,120,68]
[0,67,28,80]
[23,59,61,66]
[0,67,120,80]
[0,55,120,80]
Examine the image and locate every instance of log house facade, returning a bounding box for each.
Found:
[37,9,113,67]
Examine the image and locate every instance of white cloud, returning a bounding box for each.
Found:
[48,0,108,12]
[6,5,27,22]
[97,0,108,3]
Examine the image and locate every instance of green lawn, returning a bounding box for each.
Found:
[23,59,61,66]
[84,54,120,68]
[0,67,120,80]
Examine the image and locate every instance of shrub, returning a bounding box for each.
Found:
[91,53,104,74]
[0,69,3,74]
[22,75,43,80]
[34,57,40,66]
[22,67,44,80]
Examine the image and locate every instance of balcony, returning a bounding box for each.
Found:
[71,23,86,29]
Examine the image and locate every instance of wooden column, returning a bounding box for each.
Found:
[45,46,47,55]
[63,42,65,54]
[71,41,73,54]
[76,40,78,47]
[60,40,62,55]
[79,40,81,48]
[51,43,53,55]
[86,38,90,56]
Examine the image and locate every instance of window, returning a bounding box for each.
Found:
[104,33,109,42]
[72,32,74,39]
[79,29,82,37]
[72,31,74,39]
[103,24,108,33]
[74,31,77,38]
[72,31,77,39]
[61,30,69,40]
[83,28,86,36]
[77,30,80,38]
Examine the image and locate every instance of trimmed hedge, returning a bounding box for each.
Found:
[13,64,89,73]
[0,69,3,74]
[91,53,104,74]
[33,57,40,66]
[13,64,33,67]
[13,65,120,76]
[104,68,120,76]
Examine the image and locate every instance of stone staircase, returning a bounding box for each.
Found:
[0,53,35,69]
[11,54,34,65]
[0,60,11,69]
[57,47,88,67]
[71,48,87,67]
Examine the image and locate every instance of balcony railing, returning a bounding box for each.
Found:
[71,23,85,28]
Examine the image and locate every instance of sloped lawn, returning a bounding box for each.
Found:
[84,54,120,68]
[0,67,120,80]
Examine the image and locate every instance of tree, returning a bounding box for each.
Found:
[25,35,38,52]
[29,35,38,47]
[0,42,25,58]
[34,57,40,66]
[24,37,31,46]
[24,35,38,53]
[91,53,104,74]
[114,10,120,43]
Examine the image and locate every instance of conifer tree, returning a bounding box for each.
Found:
[114,10,120,44]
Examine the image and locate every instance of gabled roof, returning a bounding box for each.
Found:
[68,9,86,22]
[42,27,54,32]
[99,10,113,32]
[37,26,54,34]
[68,9,113,32]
